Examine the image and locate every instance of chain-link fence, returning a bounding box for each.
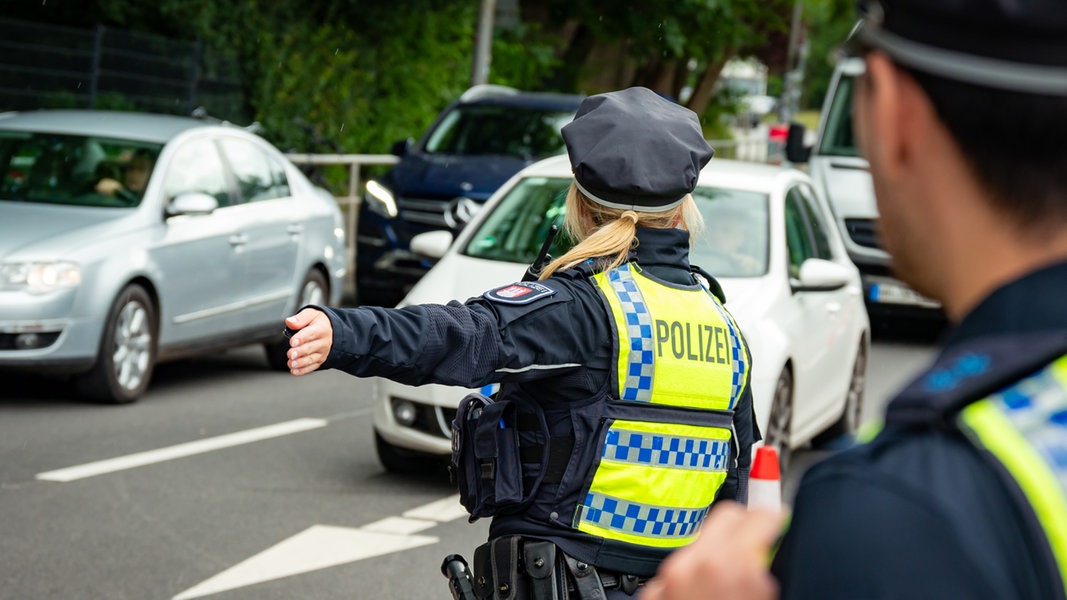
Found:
[0,17,246,121]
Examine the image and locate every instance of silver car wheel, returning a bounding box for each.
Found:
[301,277,325,306]
[263,269,329,371]
[76,284,156,404]
[112,300,152,392]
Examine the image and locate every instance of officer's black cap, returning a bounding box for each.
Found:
[849,0,1067,95]
[561,87,714,212]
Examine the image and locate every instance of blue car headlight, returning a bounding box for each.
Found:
[365,179,398,218]
[0,261,82,294]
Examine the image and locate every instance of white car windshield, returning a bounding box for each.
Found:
[463,176,770,278]
[0,131,162,207]
[816,75,860,158]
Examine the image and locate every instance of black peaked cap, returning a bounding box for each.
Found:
[561,87,714,212]
[852,0,1067,94]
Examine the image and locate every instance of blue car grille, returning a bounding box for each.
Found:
[397,197,451,227]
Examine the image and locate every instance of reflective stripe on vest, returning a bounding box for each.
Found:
[957,356,1067,594]
[577,264,748,548]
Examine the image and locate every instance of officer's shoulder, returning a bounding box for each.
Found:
[482,280,567,306]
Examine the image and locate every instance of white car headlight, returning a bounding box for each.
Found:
[0,262,82,294]
[365,179,398,218]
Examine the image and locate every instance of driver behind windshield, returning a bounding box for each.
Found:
[95,148,155,200]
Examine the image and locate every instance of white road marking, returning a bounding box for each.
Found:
[404,495,469,522]
[36,418,328,482]
[172,525,438,600]
[362,516,437,535]
[172,494,469,599]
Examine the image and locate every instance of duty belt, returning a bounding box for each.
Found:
[473,536,645,600]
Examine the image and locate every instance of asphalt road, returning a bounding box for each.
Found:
[0,322,943,600]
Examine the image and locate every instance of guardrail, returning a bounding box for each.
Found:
[285,130,771,298]
[285,153,399,297]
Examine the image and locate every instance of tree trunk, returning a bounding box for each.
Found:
[686,56,729,116]
[545,21,597,91]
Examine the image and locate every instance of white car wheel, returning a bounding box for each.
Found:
[814,339,867,447]
[375,431,442,474]
[764,368,793,474]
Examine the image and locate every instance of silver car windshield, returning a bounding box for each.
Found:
[0,132,162,207]
[463,176,770,278]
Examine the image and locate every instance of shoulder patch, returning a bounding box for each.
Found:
[483,281,558,305]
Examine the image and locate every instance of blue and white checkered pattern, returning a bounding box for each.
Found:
[708,297,746,409]
[992,367,1067,486]
[579,492,709,539]
[609,265,654,402]
[603,429,730,471]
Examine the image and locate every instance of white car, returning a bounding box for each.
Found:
[371,155,870,472]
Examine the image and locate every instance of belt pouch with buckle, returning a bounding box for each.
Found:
[523,540,569,600]
[473,536,522,600]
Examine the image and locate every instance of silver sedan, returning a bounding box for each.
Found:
[0,110,347,403]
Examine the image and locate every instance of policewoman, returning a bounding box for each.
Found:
[284,87,760,599]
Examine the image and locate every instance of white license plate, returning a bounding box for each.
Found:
[869,281,940,308]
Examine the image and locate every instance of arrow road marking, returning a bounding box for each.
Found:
[172,494,468,600]
[36,418,328,482]
[172,525,437,600]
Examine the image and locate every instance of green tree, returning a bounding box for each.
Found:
[520,0,794,120]
[800,0,856,110]
[10,0,829,152]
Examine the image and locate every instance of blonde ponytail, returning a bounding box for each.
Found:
[538,183,701,279]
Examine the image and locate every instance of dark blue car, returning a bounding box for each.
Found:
[357,85,584,306]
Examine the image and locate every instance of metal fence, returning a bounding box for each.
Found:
[0,17,245,121]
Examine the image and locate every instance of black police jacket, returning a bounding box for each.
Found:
[772,260,1067,600]
[317,227,760,578]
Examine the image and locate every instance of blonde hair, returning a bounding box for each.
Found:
[538,183,704,279]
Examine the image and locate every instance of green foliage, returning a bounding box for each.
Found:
[14,0,852,160]
[86,0,483,155]
[489,23,563,90]
[801,0,857,109]
[40,91,87,110]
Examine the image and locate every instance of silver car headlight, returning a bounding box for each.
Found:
[0,261,82,294]
[365,179,398,218]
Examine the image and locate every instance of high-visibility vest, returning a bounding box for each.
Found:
[957,355,1067,596]
[572,263,749,549]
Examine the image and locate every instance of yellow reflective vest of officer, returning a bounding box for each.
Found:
[572,262,750,549]
[958,355,1067,594]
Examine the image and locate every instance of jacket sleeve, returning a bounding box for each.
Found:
[313,280,609,388]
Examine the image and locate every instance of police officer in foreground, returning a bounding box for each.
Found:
[285,86,760,599]
[641,0,1067,599]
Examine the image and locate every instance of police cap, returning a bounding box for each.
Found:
[561,87,714,213]
[852,0,1067,95]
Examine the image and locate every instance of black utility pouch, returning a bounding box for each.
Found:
[451,393,526,520]
[472,537,523,600]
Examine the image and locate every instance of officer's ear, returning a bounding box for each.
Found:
[861,52,933,182]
